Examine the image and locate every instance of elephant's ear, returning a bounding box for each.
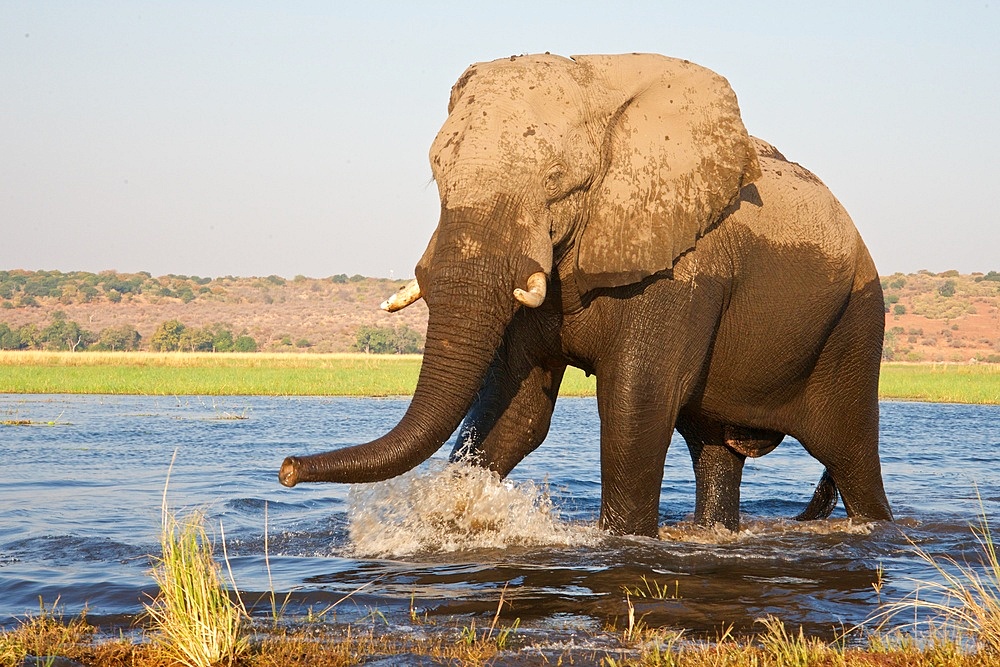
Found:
[574,54,760,293]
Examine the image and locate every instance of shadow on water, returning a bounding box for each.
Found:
[1,394,998,643]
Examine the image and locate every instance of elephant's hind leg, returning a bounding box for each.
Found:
[678,417,784,531]
[797,277,892,522]
[687,440,745,531]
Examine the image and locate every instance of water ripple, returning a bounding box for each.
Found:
[1,394,998,636]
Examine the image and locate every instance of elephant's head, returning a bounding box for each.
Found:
[279,53,759,487]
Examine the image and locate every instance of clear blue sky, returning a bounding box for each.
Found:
[3,2,998,278]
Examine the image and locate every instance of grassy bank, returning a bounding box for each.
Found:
[1,352,997,404]
[878,362,1000,404]
[0,351,423,397]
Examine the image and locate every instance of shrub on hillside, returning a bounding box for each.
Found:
[938,280,957,297]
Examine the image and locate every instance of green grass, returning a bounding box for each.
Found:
[0,351,422,396]
[146,509,248,667]
[1,352,997,404]
[559,366,598,396]
[879,363,1000,405]
[868,498,1000,656]
[5,509,1000,666]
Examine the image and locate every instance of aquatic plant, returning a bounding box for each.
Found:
[143,461,248,667]
[756,615,839,667]
[456,583,521,665]
[623,576,682,600]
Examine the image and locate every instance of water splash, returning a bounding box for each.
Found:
[347,462,598,557]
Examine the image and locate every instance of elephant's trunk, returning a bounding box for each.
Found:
[279,259,514,487]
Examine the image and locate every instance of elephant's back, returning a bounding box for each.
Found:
[687,141,872,420]
[732,137,863,273]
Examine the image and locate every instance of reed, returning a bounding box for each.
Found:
[144,460,249,667]
[6,590,1000,666]
[869,500,1000,655]
[0,599,94,667]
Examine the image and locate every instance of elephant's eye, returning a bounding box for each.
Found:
[543,166,565,199]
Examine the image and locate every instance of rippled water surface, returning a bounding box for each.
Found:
[1,394,998,640]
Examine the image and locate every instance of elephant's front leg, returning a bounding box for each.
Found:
[451,363,565,476]
[450,314,566,476]
[595,370,676,537]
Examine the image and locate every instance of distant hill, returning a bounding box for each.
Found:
[881,270,1000,363]
[1,268,998,360]
[0,270,427,353]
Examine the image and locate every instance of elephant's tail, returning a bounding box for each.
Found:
[795,469,839,521]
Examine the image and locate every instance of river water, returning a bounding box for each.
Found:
[1,394,998,642]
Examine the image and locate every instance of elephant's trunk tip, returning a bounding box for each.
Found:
[279,456,301,487]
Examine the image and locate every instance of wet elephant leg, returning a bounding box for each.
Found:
[688,441,745,531]
[797,278,892,522]
[595,366,676,537]
[800,425,891,521]
[678,416,784,531]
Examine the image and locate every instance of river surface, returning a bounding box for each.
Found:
[1,394,998,643]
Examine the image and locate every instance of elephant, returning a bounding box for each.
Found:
[279,53,893,537]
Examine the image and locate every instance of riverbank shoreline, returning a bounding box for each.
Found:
[0,351,997,404]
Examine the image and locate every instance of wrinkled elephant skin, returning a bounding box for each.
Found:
[280,53,892,538]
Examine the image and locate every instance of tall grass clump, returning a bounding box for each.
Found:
[145,462,248,667]
[0,598,94,667]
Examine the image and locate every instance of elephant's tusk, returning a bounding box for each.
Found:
[380,279,423,312]
[513,272,547,308]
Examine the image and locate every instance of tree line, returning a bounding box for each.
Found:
[0,269,387,309]
[0,313,257,352]
[352,325,423,354]
[0,312,426,355]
